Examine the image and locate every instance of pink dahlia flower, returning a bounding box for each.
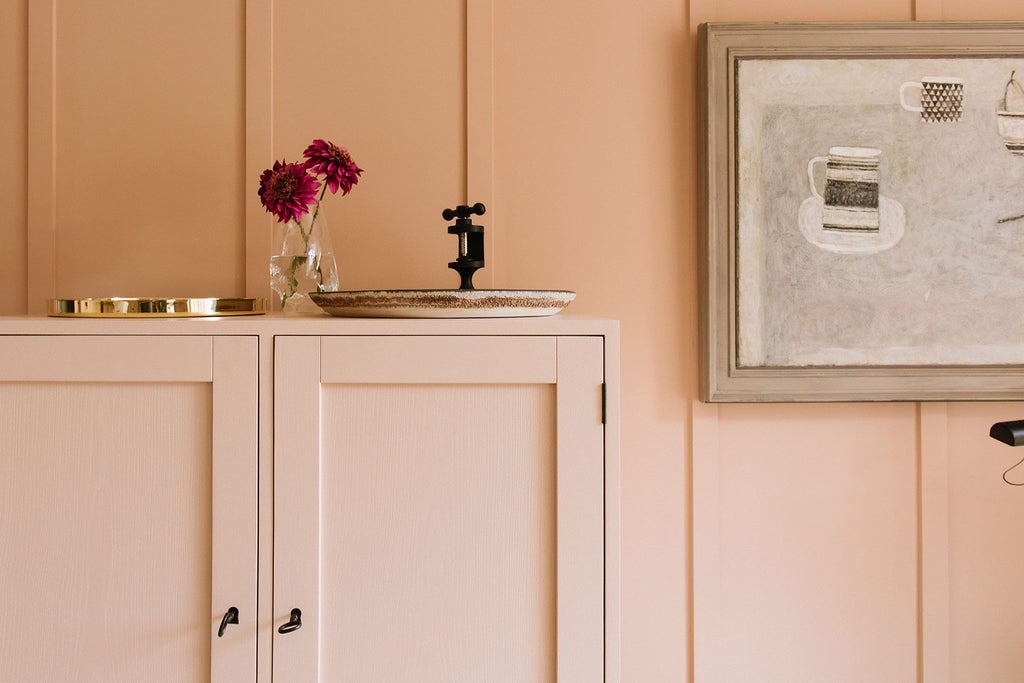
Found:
[303,139,363,196]
[258,160,321,223]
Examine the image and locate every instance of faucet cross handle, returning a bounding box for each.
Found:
[442,203,486,222]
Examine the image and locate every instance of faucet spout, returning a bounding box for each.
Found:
[443,203,486,289]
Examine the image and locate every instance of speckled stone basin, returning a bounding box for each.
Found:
[309,289,575,318]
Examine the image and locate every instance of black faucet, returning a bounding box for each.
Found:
[443,203,486,289]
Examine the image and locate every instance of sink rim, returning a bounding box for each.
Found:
[309,289,576,318]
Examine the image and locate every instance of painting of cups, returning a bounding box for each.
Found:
[734,56,1024,369]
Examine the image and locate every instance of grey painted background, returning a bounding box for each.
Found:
[738,58,1024,367]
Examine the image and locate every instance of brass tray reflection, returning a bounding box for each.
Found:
[48,297,266,318]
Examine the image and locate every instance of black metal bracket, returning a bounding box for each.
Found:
[443,203,486,290]
[990,420,1024,446]
[988,420,1024,486]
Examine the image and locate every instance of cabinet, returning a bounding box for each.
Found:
[0,335,257,683]
[274,334,610,682]
[0,318,618,683]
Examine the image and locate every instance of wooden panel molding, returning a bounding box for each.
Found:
[919,402,951,683]
[467,0,495,287]
[245,0,274,302]
[26,0,56,314]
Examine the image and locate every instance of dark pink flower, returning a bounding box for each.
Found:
[303,139,363,195]
[258,160,320,223]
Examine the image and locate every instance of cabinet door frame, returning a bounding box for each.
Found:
[273,334,608,681]
[210,336,259,682]
[0,335,258,683]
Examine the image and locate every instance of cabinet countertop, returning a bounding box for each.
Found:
[0,313,619,336]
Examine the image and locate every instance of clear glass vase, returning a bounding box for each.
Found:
[270,204,339,314]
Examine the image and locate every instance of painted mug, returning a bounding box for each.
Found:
[899,76,964,122]
[807,146,882,233]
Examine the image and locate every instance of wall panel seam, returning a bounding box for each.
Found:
[690,399,721,683]
[245,0,274,302]
[466,0,494,288]
[918,401,951,683]
[26,0,57,314]
[912,0,945,21]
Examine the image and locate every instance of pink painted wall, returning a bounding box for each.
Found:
[3,1,1024,680]
[0,0,27,314]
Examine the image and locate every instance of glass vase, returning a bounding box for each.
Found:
[270,205,339,314]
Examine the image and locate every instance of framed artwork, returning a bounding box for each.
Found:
[700,21,1024,402]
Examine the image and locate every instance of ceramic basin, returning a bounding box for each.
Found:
[309,289,575,318]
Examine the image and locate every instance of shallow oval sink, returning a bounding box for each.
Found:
[309,289,575,318]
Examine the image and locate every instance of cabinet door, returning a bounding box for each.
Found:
[0,336,257,683]
[274,335,605,682]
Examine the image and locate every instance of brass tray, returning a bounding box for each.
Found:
[48,297,266,317]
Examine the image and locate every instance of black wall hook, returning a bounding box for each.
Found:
[988,419,1024,485]
[990,419,1024,446]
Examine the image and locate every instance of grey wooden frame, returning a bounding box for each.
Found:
[700,21,1024,402]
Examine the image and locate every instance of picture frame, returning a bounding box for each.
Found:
[700,21,1024,402]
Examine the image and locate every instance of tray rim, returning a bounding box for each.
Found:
[47,297,267,318]
[309,289,576,318]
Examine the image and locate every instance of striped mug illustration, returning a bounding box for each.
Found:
[807,146,882,233]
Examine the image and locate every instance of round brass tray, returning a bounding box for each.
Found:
[48,297,266,318]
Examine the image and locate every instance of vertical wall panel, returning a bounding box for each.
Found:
[0,0,28,314]
[937,1,1024,18]
[54,0,245,299]
[913,0,946,19]
[273,1,466,292]
[466,0,495,286]
[708,0,913,21]
[947,402,1024,681]
[26,0,55,313]
[919,403,952,683]
[492,1,692,679]
[244,0,274,302]
[715,403,919,682]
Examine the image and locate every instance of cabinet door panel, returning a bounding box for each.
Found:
[0,336,256,683]
[555,336,606,682]
[274,335,604,682]
[321,383,556,681]
[320,335,556,384]
[1,382,212,681]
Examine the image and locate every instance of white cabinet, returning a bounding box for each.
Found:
[0,335,257,683]
[273,335,613,682]
[0,318,619,683]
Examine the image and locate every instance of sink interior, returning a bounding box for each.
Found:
[309,289,575,318]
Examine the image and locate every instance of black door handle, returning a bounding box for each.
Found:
[218,606,239,638]
[278,608,302,634]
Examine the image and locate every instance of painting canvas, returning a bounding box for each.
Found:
[700,22,1024,401]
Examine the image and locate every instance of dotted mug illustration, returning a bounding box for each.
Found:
[899,76,964,122]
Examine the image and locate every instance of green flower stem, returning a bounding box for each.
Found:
[281,185,331,307]
[300,184,329,292]
[282,254,306,307]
